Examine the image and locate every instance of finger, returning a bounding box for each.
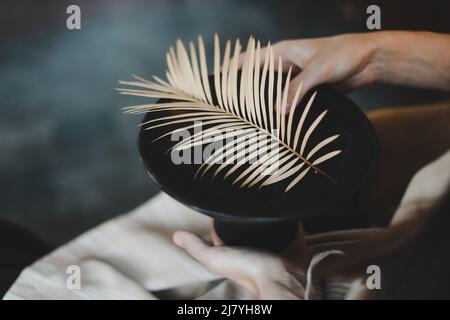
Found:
[308,238,369,257]
[173,230,248,281]
[282,74,303,114]
[284,63,327,114]
[173,230,212,266]
[308,227,404,277]
[236,42,293,72]
[236,45,267,70]
[305,228,382,247]
[310,239,383,278]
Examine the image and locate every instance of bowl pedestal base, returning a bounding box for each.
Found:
[213,219,299,252]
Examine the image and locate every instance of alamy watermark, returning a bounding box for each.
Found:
[170,123,284,175]
[66,265,81,290]
[66,5,81,30]
[366,264,381,290]
[366,5,381,30]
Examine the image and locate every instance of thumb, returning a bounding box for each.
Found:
[173,230,212,267]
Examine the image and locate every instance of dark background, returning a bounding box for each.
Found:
[0,0,449,245]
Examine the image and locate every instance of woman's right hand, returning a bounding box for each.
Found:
[248,31,450,112]
[267,33,378,111]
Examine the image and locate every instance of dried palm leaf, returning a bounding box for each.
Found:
[118,34,341,192]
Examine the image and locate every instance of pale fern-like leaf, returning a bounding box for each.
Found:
[118,35,341,192]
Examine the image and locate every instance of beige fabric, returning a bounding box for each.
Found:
[4,190,345,300]
[3,193,253,300]
[9,146,448,300]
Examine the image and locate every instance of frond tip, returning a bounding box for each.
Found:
[119,34,342,192]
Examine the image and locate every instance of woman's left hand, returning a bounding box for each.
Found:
[172,226,307,299]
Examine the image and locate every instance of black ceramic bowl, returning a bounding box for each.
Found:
[138,81,378,250]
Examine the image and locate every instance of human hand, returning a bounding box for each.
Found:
[172,225,308,299]
[245,31,450,113]
[244,33,378,112]
[172,151,450,299]
[305,149,450,273]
